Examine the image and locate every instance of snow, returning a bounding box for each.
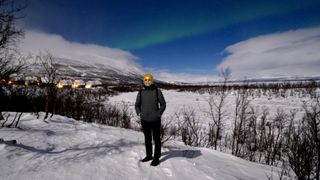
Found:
[0,113,283,180]
[109,89,307,130]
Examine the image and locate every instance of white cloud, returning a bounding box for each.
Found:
[217,27,320,79]
[18,30,144,75]
[144,68,220,83]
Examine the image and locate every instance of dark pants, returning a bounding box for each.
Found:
[141,120,161,159]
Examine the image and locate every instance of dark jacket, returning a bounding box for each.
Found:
[135,84,166,122]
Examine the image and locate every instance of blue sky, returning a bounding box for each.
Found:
[19,0,320,82]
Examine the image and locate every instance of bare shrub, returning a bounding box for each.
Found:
[118,101,132,129]
[176,107,205,147]
[263,109,287,166]
[160,116,177,145]
[204,68,230,150]
[232,87,251,157]
[287,117,315,180]
[297,95,320,179]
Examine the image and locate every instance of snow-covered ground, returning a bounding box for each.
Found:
[0,113,286,180]
[109,89,307,130]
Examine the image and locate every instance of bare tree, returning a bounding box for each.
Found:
[301,95,320,179]
[205,68,231,150]
[232,84,251,156]
[0,53,24,80]
[0,0,25,76]
[0,0,25,118]
[287,117,315,180]
[36,52,58,120]
[261,109,287,166]
[257,107,269,162]
[0,0,24,50]
[244,106,259,162]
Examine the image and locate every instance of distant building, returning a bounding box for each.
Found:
[72,80,86,88]
[25,76,38,86]
[85,80,102,88]
[56,80,73,88]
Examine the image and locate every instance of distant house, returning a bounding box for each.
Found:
[37,77,58,87]
[7,74,24,85]
[25,76,38,86]
[56,80,73,88]
[85,80,102,88]
[72,80,86,88]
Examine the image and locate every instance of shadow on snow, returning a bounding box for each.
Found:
[160,149,202,163]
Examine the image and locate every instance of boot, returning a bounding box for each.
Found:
[150,158,159,166]
[141,156,153,162]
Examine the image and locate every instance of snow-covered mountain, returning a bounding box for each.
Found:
[0,113,286,180]
[18,30,145,84]
[23,57,144,84]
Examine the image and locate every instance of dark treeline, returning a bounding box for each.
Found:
[107,79,320,94]
[0,85,130,129]
[164,80,320,93]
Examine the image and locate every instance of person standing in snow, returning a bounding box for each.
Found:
[135,73,166,166]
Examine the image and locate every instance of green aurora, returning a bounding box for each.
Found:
[108,0,320,50]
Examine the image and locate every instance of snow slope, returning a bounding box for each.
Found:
[0,113,283,180]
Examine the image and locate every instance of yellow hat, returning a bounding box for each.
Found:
[143,73,154,82]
